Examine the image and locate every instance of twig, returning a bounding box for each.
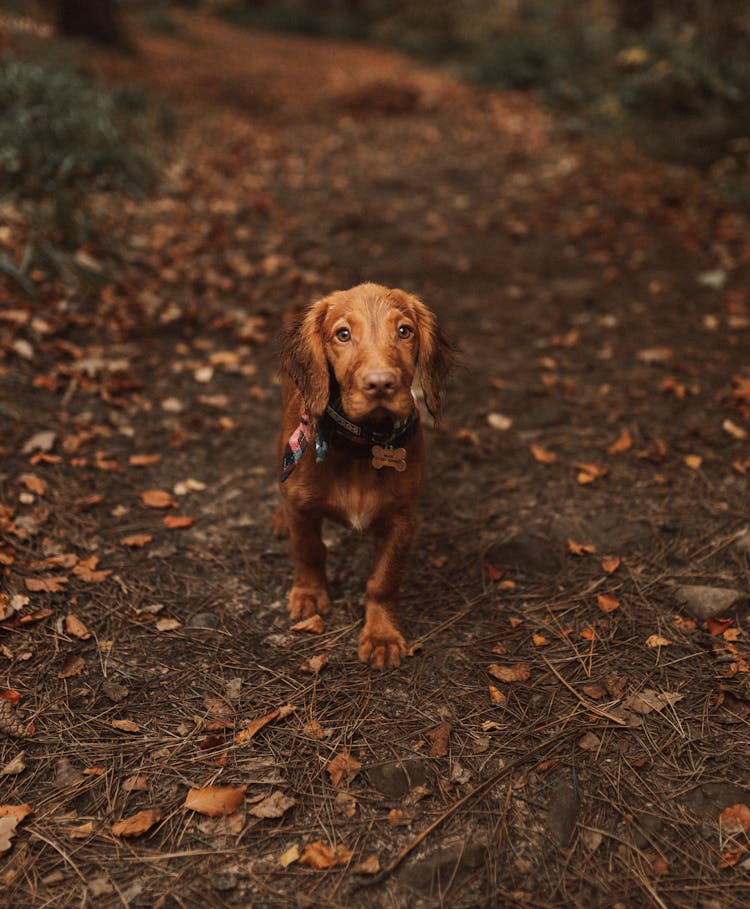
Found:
[351,729,573,889]
[539,654,627,726]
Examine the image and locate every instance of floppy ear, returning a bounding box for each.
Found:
[280,298,331,417]
[410,296,456,423]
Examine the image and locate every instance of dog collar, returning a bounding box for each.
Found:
[281,395,419,482]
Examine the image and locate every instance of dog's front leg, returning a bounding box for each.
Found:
[285,504,331,619]
[358,509,414,669]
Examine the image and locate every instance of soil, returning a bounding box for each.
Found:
[2,10,750,908]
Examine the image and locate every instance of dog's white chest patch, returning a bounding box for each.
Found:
[332,484,379,532]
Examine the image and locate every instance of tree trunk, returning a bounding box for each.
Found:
[54,0,133,50]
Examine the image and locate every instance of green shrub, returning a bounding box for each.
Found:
[0,55,158,200]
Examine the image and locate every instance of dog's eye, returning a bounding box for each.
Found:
[335,327,351,342]
[397,325,413,340]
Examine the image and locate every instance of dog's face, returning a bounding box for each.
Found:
[282,283,453,423]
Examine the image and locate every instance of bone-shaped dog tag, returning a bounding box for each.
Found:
[371,445,407,472]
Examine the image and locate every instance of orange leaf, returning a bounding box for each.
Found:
[20,473,46,495]
[580,627,596,641]
[291,614,325,634]
[576,462,608,484]
[601,556,621,574]
[120,534,153,548]
[163,515,196,529]
[235,704,296,745]
[597,594,620,614]
[719,804,750,834]
[65,613,91,640]
[299,840,353,869]
[530,444,557,464]
[427,722,451,758]
[25,575,68,593]
[129,454,162,467]
[58,655,86,679]
[683,454,702,470]
[568,539,596,557]
[111,719,141,733]
[140,489,177,509]
[111,807,161,837]
[0,804,32,821]
[184,785,245,817]
[485,561,503,582]
[327,750,362,787]
[532,633,550,647]
[706,617,733,636]
[73,557,111,584]
[607,429,632,455]
[489,663,531,683]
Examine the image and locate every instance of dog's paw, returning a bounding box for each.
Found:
[288,585,330,619]
[358,612,406,670]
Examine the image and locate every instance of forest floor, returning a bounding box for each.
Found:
[2,9,750,908]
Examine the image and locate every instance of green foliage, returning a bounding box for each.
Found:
[0,55,158,200]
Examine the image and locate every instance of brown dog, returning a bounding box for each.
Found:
[275,283,454,668]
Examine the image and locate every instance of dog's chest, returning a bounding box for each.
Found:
[329,477,384,532]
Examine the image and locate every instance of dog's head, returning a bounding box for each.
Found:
[281,283,454,424]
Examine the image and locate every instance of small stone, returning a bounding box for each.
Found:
[367,759,427,800]
[188,611,220,629]
[547,779,579,846]
[400,841,486,892]
[675,586,746,621]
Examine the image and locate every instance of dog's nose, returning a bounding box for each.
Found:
[362,370,397,397]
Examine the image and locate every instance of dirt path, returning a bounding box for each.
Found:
[2,11,750,908]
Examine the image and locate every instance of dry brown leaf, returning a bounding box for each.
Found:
[485,561,503,582]
[723,419,747,441]
[683,454,702,470]
[0,804,32,822]
[111,719,141,733]
[580,627,596,641]
[279,844,300,867]
[645,633,671,648]
[597,594,620,614]
[427,722,451,758]
[607,428,632,455]
[576,462,608,484]
[706,617,734,636]
[488,663,531,683]
[0,816,18,854]
[1,752,26,776]
[568,539,596,556]
[299,840,354,870]
[58,654,86,679]
[184,785,246,817]
[68,820,95,840]
[488,684,506,705]
[20,473,46,496]
[65,613,91,640]
[248,790,295,819]
[163,515,196,529]
[300,653,329,674]
[235,704,296,745]
[129,454,162,467]
[120,534,153,548]
[327,750,362,787]
[111,807,161,837]
[290,614,325,634]
[304,720,325,739]
[73,557,111,584]
[353,854,381,875]
[155,618,181,632]
[122,775,148,793]
[601,555,621,574]
[530,444,557,464]
[719,846,748,868]
[532,633,550,647]
[719,804,750,834]
[25,575,68,593]
[140,489,177,509]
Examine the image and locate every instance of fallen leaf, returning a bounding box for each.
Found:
[576,462,608,484]
[621,689,683,716]
[58,654,86,679]
[601,555,621,574]
[607,428,632,455]
[111,719,141,733]
[568,539,596,556]
[485,561,503,582]
[111,807,161,837]
[300,653,329,674]
[427,722,451,757]
[532,633,550,647]
[353,854,381,875]
[645,634,671,648]
[73,557,111,584]
[163,515,196,529]
[719,847,748,868]
[155,618,181,632]
[719,804,750,834]
[0,752,25,776]
[290,614,325,634]
[706,617,734,636]
[299,841,354,869]
[489,663,531,683]
[20,474,46,496]
[25,575,68,593]
[723,419,747,441]
[684,454,702,470]
[0,804,32,821]
[0,816,18,854]
[580,627,596,641]
[184,785,245,817]
[279,844,300,867]
[249,790,296,819]
[388,807,413,826]
[488,684,506,705]
[120,534,153,548]
[327,750,362,787]
[123,775,149,793]
[129,454,162,467]
[597,594,620,614]
[235,704,296,745]
[65,613,91,640]
[140,489,177,509]
[68,820,95,840]
[530,444,557,464]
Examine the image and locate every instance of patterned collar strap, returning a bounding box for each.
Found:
[281,395,419,483]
